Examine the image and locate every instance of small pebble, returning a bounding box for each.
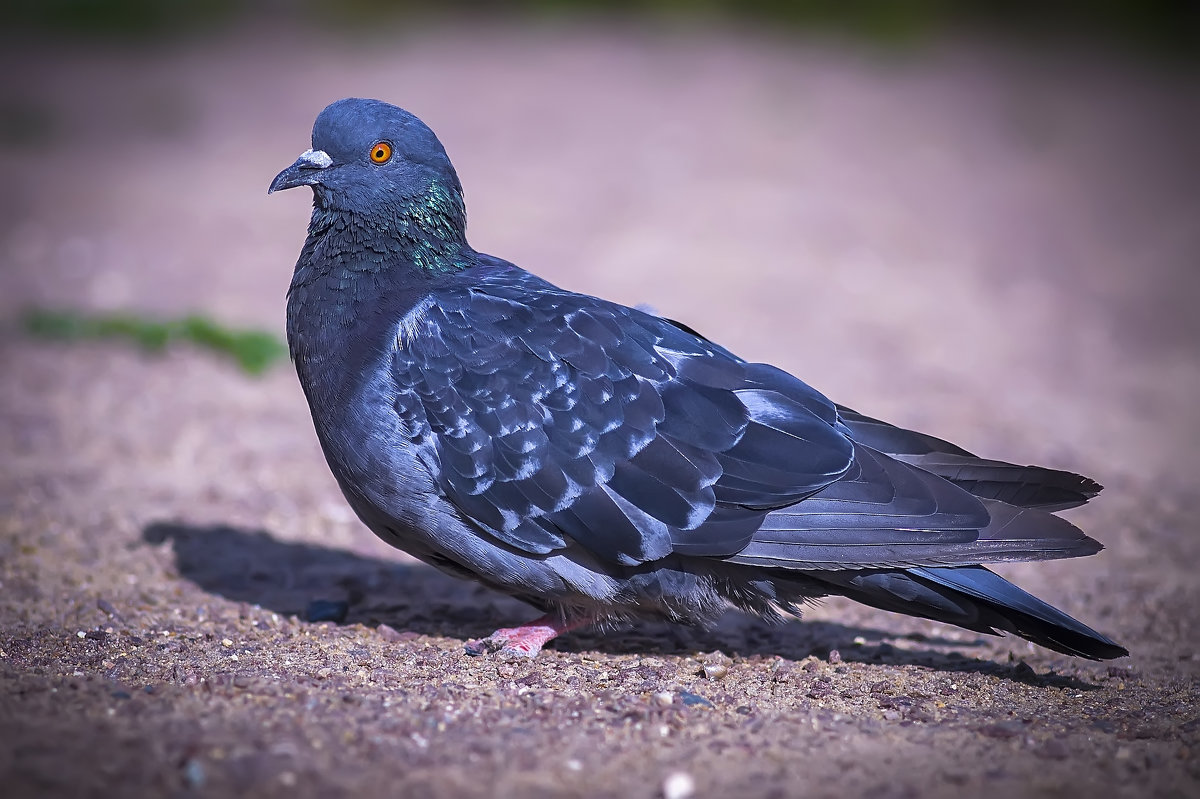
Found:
[827,649,843,664]
[1012,661,1036,679]
[662,770,695,799]
[305,599,349,624]
[221,638,233,647]
[678,691,713,708]
[653,691,673,706]
[702,664,728,680]
[376,623,404,642]
[182,759,206,789]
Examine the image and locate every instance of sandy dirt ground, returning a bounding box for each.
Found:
[2,22,1199,799]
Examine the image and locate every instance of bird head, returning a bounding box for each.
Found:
[269,98,465,223]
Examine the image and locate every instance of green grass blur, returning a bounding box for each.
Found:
[22,309,288,376]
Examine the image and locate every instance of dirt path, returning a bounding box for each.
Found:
[2,24,1198,798]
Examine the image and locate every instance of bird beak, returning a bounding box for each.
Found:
[268,149,333,194]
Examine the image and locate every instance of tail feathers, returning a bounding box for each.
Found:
[969,498,1103,561]
[734,447,1104,571]
[835,406,1102,510]
[812,565,1127,660]
[894,454,1102,511]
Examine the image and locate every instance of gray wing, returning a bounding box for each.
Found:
[393,269,850,566]
[393,266,1098,571]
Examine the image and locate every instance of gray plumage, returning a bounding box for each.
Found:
[270,98,1125,660]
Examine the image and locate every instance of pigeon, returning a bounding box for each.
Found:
[270,98,1126,661]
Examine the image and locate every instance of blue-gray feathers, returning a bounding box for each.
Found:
[276,98,1125,660]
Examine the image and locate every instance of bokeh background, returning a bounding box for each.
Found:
[2,3,1199,798]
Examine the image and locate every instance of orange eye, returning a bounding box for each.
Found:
[369,141,392,163]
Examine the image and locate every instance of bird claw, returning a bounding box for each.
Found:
[462,639,495,657]
[462,614,587,658]
[463,635,540,658]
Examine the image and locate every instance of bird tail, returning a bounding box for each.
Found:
[808,564,1127,660]
[892,455,1102,512]
[835,405,1102,511]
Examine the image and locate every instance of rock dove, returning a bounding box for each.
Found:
[270,98,1126,660]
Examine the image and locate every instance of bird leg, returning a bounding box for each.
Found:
[464,613,589,657]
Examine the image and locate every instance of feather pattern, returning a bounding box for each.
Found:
[835,406,1102,510]
[389,264,855,564]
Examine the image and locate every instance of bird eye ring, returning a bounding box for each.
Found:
[369,142,393,163]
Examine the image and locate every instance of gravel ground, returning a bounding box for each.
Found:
[2,23,1199,799]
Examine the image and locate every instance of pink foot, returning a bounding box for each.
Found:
[464,614,589,658]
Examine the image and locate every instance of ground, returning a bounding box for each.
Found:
[1,23,1199,799]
